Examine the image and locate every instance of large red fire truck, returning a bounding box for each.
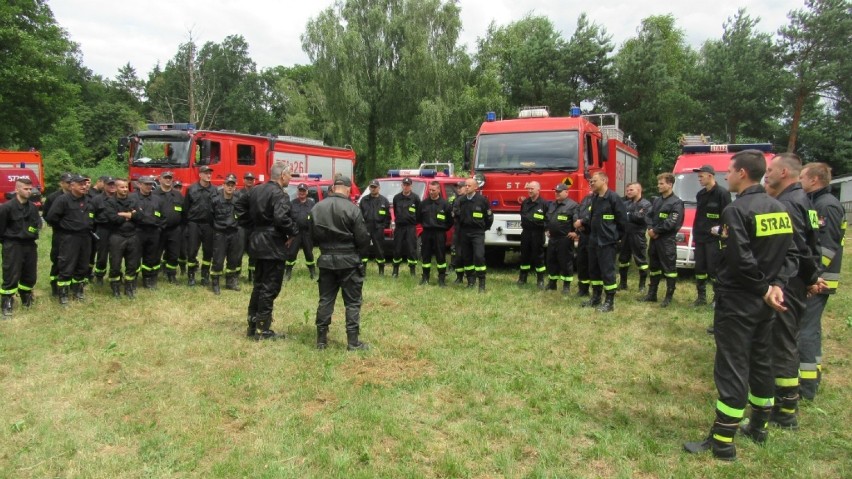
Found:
[119,124,358,192]
[0,150,44,205]
[463,107,639,263]
[672,136,774,268]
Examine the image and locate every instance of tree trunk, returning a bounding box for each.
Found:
[788,87,807,153]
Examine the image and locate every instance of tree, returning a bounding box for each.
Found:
[561,13,614,108]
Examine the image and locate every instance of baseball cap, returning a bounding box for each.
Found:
[554,183,568,192]
[139,176,157,184]
[199,165,214,173]
[98,175,111,182]
[104,176,116,184]
[244,172,255,180]
[401,177,413,185]
[334,176,352,187]
[60,172,73,182]
[225,174,238,184]
[457,180,466,187]
[174,181,183,188]
[368,179,380,187]
[692,165,715,174]
[297,182,308,190]
[160,171,174,179]
[69,174,87,184]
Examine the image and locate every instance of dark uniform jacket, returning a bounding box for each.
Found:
[45,192,92,233]
[649,193,685,238]
[244,181,298,260]
[809,185,846,294]
[520,196,548,231]
[624,197,652,233]
[155,188,184,229]
[585,189,626,246]
[90,193,113,227]
[775,182,821,286]
[290,197,316,231]
[41,189,66,220]
[456,193,494,232]
[392,192,420,227]
[0,199,40,242]
[359,194,391,230]
[418,196,454,231]
[104,195,141,237]
[130,192,164,229]
[310,192,371,270]
[545,198,579,237]
[211,194,240,232]
[694,184,731,243]
[183,182,216,223]
[716,184,797,296]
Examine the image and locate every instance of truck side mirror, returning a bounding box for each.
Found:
[198,140,211,165]
[463,140,472,170]
[599,138,608,162]
[117,137,129,160]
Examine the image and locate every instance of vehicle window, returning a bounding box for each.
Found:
[475,131,580,171]
[673,172,734,204]
[237,144,255,165]
[359,180,427,202]
[196,141,222,166]
[132,138,191,167]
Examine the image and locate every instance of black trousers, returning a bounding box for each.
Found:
[56,231,92,286]
[92,224,112,277]
[186,221,213,272]
[618,230,648,269]
[575,235,590,286]
[649,235,677,278]
[451,228,464,270]
[239,227,254,275]
[546,235,574,281]
[159,225,183,274]
[109,233,141,281]
[694,240,721,281]
[316,266,365,333]
[589,242,618,291]
[799,294,828,399]
[460,229,486,278]
[212,228,244,275]
[519,228,546,273]
[774,277,807,387]
[49,230,60,283]
[138,227,161,279]
[420,229,447,273]
[365,226,386,263]
[713,291,775,420]
[393,224,418,265]
[286,232,315,267]
[247,259,285,319]
[1,240,37,294]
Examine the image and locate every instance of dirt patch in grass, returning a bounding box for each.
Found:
[340,355,436,387]
[301,392,338,418]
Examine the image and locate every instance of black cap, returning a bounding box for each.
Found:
[199,165,214,173]
[174,181,183,188]
[402,178,413,185]
[161,171,174,179]
[224,174,238,184]
[456,180,466,187]
[244,172,255,180]
[69,174,87,184]
[334,176,352,187]
[692,165,715,174]
[98,175,111,182]
[554,183,568,192]
[60,172,73,182]
[297,182,308,190]
[104,176,116,184]
[368,179,380,187]
[139,176,157,184]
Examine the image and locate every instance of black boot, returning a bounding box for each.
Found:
[770,389,800,430]
[597,291,615,312]
[1,294,13,318]
[683,420,737,461]
[283,265,293,282]
[308,265,316,280]
[143,276,153,289]
[149,275,158,289]
[420,270,430,286]
[639,276,660,302]
[660,277,676,308]
[125,279,137,299]
[211,276,221,295]
[187,271,196,286]
[256,316,281,340]
[58,285,70,305]
[562,281,571,295]
[110,281,122,299]
[200,266,210,286]
[619,267,628,290]
[547,279,558,291]
[576,282,590,297]
[246,315,257,338]
[437,272,447,288]
[467,274,476,289]
[167,272,177,284]
[478,276,486,293]
[693,279,707,306]
[20,291,33,308]
[517,270,528,285]
[316,327,328,350]
[51,280,59,297]
[378,263,385,276]
[95,275,104,286]
[409,264,416,276]
[225,274,241,291]
[454,271,464,285]
[347,331,369,351]
[638,270,647,292]
[739,405,772,444]
[392,263,400,278]
[581,286,602,307]
[536,272,545,290]
[72,283,85,301]
[247,269,253,282]
[179,262,186,276]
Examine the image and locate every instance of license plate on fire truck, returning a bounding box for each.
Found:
[506,220,522,230]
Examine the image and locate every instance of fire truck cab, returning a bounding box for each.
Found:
[0,150,44,206]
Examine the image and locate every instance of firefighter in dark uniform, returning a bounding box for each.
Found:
[578,172,626,312]
[43,172,73,296]
[518,181,548,288]
[174,180,188,274]
[90,177,116,285]
[457,178,494,292]
[798,162,845,401]
[240,162,298,340]
[310,175,371,350]
[391,177,420,277]
[418,181,454,287]
[0,178,41,317]
[359,179,391,275]
[104,179,142,298]
[183,165,216,286]
[239,172,257,281]
[640,173,684,307]
[618,182,651,291]
[45,174,93,304]
[285,182,316,281]
[684,149,797,461]
[210,174,244,295]
[155,171,183,283]
[573,190,594,297]
[545,183,579,294]
[692,165,731,307]
[451,180,467,284]
[131,176,163,288]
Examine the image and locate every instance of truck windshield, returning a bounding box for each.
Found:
[674,172,734,204]
[131,138,191,167]
[359,180,427,202]
[475,131,579,171]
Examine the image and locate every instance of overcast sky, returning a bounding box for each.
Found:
[50,0,805,79]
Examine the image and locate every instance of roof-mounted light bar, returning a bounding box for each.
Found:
[291,173,323,180]
[147,123,196,131]
[387,169,437,178]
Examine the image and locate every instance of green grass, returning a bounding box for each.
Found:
[1,231,850,478]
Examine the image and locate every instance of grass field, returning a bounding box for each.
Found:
[1,231,850,478]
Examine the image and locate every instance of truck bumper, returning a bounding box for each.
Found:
[484,213,522,248]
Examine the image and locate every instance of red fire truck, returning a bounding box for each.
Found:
[463,107,639,263]
[119,124,358,192]
[672,136,774,268]
[0,150,44,205]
